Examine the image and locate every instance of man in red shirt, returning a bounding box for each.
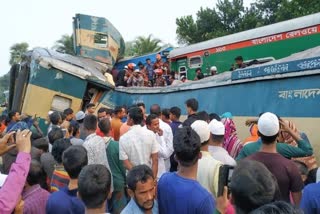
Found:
[246,112,303,205]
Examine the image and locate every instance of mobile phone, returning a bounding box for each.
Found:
[217,165,234,197]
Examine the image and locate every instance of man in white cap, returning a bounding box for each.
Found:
[191,120,222,199]
[208,119,236,166]
[75,111,86,140]
[246,112,303,205]
[210,66,217,76]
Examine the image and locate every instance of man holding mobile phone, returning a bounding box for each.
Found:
[0,129,32,213]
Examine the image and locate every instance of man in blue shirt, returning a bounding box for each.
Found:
[146,58,155,86]
[5,110,21,132]
[46,146,86,214]
[169,107,182,136]
[157,127,215,214]
[300,182,320,214]
[121,165,158,214]
[169,106,182,172]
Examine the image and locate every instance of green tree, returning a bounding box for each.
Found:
[0,73,10,104]
[9,42,29,66]
[53,34,74,55]
[176,0,320,45]
[176,15,201,45]
[132,35,162,56]
[124,41,136,57]
[176,0,246,45]
[216,0,244,33]
[254,0,284,25]
[274,0,320,22]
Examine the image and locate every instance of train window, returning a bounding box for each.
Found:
[51,95,72,112]
[179,66,187,79]
[189,56,202,68]
[179,66,186,72]
[94,33,108,48]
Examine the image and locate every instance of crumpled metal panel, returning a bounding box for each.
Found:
[31,48,115,88]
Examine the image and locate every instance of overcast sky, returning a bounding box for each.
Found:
[0,0,253,76]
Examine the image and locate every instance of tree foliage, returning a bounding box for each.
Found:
[176,0,320,45]
[0,73,10,104]
[124,41,136,57]
[9,43,29,66]
[127,35,162,56]
[53,34,75,55]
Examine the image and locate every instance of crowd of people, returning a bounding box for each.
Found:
[115,54,172,87]
[115,55,251,88]
[0,98,318,214]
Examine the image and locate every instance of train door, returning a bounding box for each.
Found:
[81,82,106,112]
[188,55,203,80]
[179,66,187,79]
[176,58,188,79]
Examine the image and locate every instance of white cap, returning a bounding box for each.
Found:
[134,69,141,73]
[75,111,85,121]
[48,111,54,116]
[180,76,186,80]
[258,112,279,136]
[124,65,128,69]
[191,120,210,144]
[210,66,217,71]
[209,119,225,135]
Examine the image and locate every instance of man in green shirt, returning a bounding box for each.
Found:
[98,118,128,213]
[237,119,313,160]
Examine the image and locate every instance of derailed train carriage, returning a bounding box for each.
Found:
[7,13,125,132]
[8,48,116,131]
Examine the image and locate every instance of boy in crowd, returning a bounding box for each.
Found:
[46,146,87,213]
[78,164,112,214]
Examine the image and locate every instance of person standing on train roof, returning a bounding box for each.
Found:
[124,63,136,85]
[153,54,164,70]
[138,62,149,87]
[127,69,144,87]
[116,66,128,87]
[234,56,247,70]
[154,69,166,87]
[194,68,205,80]
[127,63,135,73]
[146,58,155,87]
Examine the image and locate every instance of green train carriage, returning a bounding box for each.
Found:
[169,12,320,80]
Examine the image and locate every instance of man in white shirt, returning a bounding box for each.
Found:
[208,119,236,166]
[191,120,222,199]
[83,115,112,169]
[82,115,114,192]
[119,107,159,178]
[146,114,174,180]
[150,104,173,171]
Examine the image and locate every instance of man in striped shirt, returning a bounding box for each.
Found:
[22,160,50,213]
[46,146,87,214]
[50,138,71,192]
